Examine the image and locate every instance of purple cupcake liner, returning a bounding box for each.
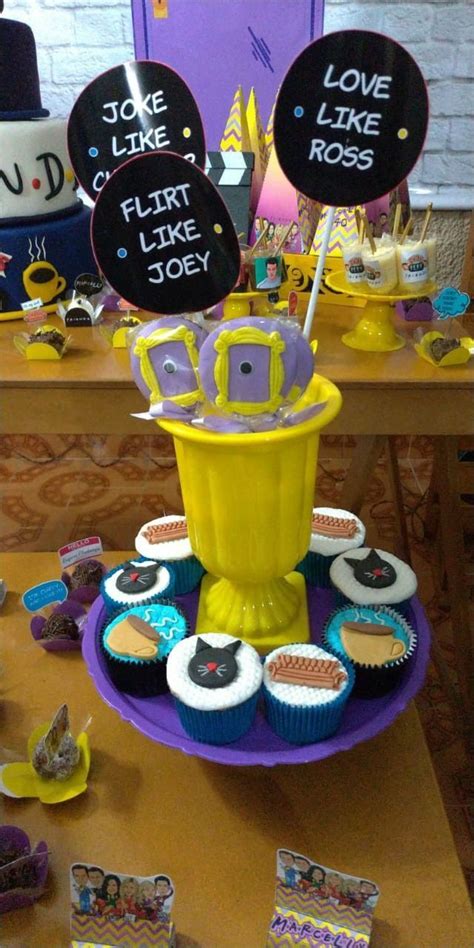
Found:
[173,692,260,745]
[30,599,86,652]
[62,559,107,605]
[0,826,48,914]
[263,660,354,745]
[296,551,336,589]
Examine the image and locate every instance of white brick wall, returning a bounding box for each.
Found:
[11,0,474,207]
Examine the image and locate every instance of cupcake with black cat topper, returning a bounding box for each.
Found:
[100,558,175,614]
[166,633,263,744]
[323,604,417,697]
[101,602,188,696]
[135,515,205,594]
[329,548,417,616]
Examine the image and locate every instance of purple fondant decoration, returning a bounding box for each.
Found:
[83,586,430,767]
[281,401,328,427]
[30,599,87,652]
[61,559,107,604]
[199,318,313,412]
[0,826,48,914]
[129,317,207,406]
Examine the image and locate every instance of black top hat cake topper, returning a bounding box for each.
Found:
[0,14,49,119]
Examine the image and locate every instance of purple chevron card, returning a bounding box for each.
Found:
[70,862,176,947]
[266,849,380,947]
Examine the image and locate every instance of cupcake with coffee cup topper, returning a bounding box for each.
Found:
[101,602,188,697]
[296,507,366,588]
[134,515,204,595]
[323,604,417,697]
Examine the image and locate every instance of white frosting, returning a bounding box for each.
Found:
[166,633,263,711]
[308,507,365,557]
[0,119,78,219]
[329,547,418,605]
[103,559,171,605]
[135,515,193,561]
[263,644,349,707]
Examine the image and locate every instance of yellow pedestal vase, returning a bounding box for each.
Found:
[158,373,342,651]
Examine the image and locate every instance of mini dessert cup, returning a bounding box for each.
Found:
[62,559,107,605]
[323,605,417,697]
[30,600,86,652]
[362,246,398,295]
[296,507,366,588]
[262,643,354,744]
[397,241,430,290]
[342,243,366,285]
[166,633,263,745]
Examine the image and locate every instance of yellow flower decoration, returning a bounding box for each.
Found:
[0,722,90,804]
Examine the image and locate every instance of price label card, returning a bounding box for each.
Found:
[58,536,103,569]
[274,30,428,206]
[91,151,240,314]
[22,580,68,613]
[68,60,206,199]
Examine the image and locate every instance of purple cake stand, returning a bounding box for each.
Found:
[83,587,430,767]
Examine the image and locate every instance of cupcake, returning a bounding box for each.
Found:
[135,515,205,594]
[166,633,263,744]
[101,602,188,697]
[262,644,354,744]
[329,547,417,616]
[62,559,106,604]
[100,558,175,613]
[323,605,417,697]
[296,507,366,588]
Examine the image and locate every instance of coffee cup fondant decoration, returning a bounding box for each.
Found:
[92,151,240,315]
[340,621,406,666]
[68,60,206,199]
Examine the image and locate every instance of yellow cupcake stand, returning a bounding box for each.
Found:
[326,270,437,352]
[158,373,342,654]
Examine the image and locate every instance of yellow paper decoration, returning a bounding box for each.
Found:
[220,85,251,152]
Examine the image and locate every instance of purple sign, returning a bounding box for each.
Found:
[131,0,324,148]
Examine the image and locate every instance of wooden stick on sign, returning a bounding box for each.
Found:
[303,205,336,340]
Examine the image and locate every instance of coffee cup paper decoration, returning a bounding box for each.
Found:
[273,30,428,341]
[91,151,241,314]
[68,61,206,199]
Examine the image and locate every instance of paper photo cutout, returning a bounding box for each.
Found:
[274,30,428,206]
[92,151,241,314]
[68,60,206,199]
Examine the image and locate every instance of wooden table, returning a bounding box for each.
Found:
[1,553,472,947]
[1,306,473,436]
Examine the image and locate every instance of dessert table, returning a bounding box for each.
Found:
[1,552,472,947]
[1,305,473,437]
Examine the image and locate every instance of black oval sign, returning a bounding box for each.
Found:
[91,151,240,315]
[274,30,428,206]
[68,60,206,199]
[74,273,104,297]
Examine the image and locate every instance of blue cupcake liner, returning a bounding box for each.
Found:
[174,692,260,745]
[322,606,417,698]
[100,559,176,614]
[263,660,354,745]
[99,615,168,698]
[333,590,412,618]
[295,551,337,589]
[161,556,205,595]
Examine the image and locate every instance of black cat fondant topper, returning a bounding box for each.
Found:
[344,550,396,589]
[188,637,242,689]
[115,562,161,594]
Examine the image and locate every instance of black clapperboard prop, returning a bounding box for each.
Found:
[273,30,429,335]
[91,151,241,314]
[205,152,255,241]
[68,61,206,199]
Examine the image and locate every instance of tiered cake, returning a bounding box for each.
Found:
[0,15,96,317]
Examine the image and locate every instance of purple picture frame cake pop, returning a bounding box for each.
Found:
[129,317,208,414]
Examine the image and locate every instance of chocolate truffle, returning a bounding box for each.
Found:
[42,613,79,641]
[70,560,104,589]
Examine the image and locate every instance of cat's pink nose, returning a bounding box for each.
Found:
[130,572,140,581]
[207,662,218,672]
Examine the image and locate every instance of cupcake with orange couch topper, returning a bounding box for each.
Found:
[134,515,205,595]
[296,507,366,589]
